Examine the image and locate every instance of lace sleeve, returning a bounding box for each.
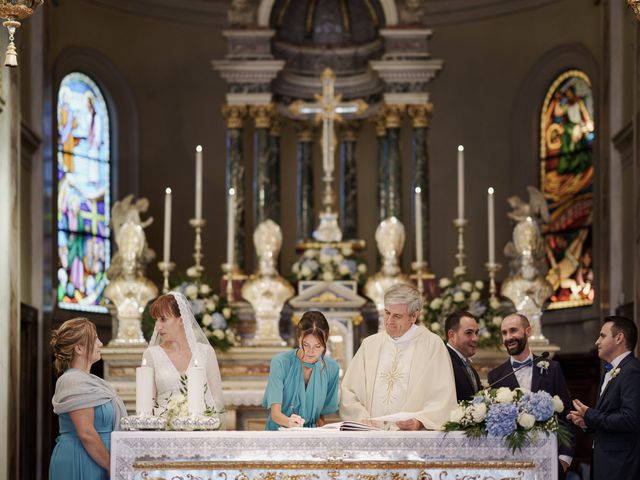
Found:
[204,345,224,412]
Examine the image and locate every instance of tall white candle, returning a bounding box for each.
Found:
[414,187,423,263]
[195,145,203,220]
[457,145,465,220]
[227,187,236,267]
[163,187,172,263]
[488,187,495,264]
[136,358,154,416]
[187,359,206,416]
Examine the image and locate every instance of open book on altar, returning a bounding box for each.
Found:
[280,421,381,432]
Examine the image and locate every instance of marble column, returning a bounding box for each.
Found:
[222,104,247,270]
[384,105,405,219]
[296,123,314,241]
[267,116,282,224]
[408,103,433,263]
[374,112,389,223]
[339,121,360,239]
[0,60,20,479]
[250,104,274,227]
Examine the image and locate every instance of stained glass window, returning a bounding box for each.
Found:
[56,72,111,312]
[540,70,594,309]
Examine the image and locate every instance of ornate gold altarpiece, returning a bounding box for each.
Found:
[111,430,557,480]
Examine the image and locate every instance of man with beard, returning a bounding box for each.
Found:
[567,316,640,480]
[488,313,574,477]
[445,311,481,402]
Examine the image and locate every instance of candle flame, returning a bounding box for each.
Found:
[229,187,236,196]
[165,187,172,194]
[488,187,494,194]
[457,145,464,152]
[142,358,147,367]
[415,186,421,194]
[194,359,199,367]
[196,145,203,152]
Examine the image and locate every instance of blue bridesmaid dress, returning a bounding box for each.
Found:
[263,348,340,430]
[49,402,114,480]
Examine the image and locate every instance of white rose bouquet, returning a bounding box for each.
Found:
[423,274,512,348]
[443,387,571,453]
[290,246,367,286]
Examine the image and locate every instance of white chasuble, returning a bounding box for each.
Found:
[370,326,418,417]
[340,325,458,430]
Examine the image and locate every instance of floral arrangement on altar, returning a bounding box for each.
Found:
[290,246,367,286]
[444,387,571,453]
[423,273,514,348]
[161,375,221,431]
[142,277,239,352]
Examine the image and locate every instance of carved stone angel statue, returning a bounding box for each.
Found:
[105,195,158,345]
[242,220,294,346]
[501,187,553,345]
[364,217,412,332]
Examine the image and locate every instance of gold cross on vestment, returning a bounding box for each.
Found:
[379,353,405,406]
[289,68,367,211]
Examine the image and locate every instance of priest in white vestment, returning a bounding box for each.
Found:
[340,284,457,430]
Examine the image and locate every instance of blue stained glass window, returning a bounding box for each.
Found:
[540,70,595,310]
[56,72,111,312]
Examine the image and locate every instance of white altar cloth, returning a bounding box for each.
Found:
[111,430,557,480]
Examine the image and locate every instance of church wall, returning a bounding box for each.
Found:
[41,0,625,356]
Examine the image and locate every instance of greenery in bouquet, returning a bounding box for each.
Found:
[290,246,367,286]
[142,276,238,352]
[161,375,220,430]
[444,387,572,453]
[423,273,514,348]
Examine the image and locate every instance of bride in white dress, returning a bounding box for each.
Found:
[143,292,224,415]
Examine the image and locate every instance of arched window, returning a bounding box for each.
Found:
[540,69,595,310]
[56,72,111,312]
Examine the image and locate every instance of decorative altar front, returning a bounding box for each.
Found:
[111,430,557,480]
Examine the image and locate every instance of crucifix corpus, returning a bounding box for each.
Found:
[290,68,367,242]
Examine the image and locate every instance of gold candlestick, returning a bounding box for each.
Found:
[484,262,502,302]
[188,218,206,279]
[222,262,236,302]
[157,261,175,294]
[453,218,468,275]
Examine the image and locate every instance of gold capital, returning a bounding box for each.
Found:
[339,120,361,142]
[249,104,275,129]
[221,104,247,129]
[382,104,406,129]
[407,103,433,128]
[295,123,314,143]
[270,116,282,137]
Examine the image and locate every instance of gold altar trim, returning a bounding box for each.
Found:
[295,240,366,253]
[133,460,536,470]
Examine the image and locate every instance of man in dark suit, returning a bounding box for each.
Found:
[445,311,481,402]
[568,316,640,480]
[488,313,574,476]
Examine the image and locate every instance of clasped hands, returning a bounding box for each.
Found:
[567,399,589,429]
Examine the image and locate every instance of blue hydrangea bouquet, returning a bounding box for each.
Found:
[443,387,572,453]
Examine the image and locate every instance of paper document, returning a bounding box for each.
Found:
[369,411,419,422]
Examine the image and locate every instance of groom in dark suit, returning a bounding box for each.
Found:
[445,311,481,402]
[568,316,640,480]
[488,313,574,476]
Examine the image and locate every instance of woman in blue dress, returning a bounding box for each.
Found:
[263,311,340,430]
[49,318,127,479]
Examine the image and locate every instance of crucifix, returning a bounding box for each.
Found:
[290,68,367,242]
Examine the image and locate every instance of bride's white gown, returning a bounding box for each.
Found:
[143,343,224,414]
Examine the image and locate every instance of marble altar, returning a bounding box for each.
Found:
[111,430,557,480]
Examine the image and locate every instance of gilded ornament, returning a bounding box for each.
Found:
[250,104,274,129]
[351,314,363,326]
[270,116,282,137]
[407,104,433,129]
[382,105,405,129]
[373,112,387,137]
[222,104,247,129]
[629,0,640,20]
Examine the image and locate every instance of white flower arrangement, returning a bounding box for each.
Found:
[423,274,511,348]
[290,246,367,285]
[444,387,572,453]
